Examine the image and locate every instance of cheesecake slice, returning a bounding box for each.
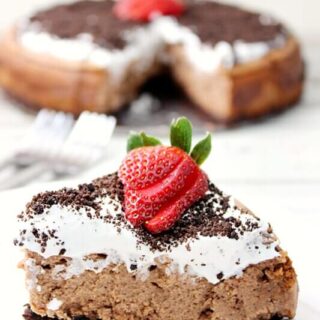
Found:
[15,118,298,319]
[0,0,304,123]
[16,173,297,320]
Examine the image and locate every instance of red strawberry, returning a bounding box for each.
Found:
[119,146,209,233]
[145,170,208,233]
[124,155,199,226]
[113,0,185,22]
[119,146,184,190]
[119,117,212,234]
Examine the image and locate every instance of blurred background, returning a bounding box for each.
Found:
[1,0,319,37]
[0,0,319,316]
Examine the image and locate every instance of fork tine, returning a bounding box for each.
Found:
[52,113,116,174]
[17,110,75,164]
[65,112,116,146]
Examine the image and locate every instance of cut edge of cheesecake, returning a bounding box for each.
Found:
[21,250,297,320]
[168,36,304,123]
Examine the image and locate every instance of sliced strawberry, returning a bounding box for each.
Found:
[124,156,198,226]
[119,117,212,234]
[128,156,197,205]
[144,170,208,234]
[124,189,163,226]
[113,0,185,22]
[119,146,184,190]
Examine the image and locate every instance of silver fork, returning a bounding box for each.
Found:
[13,109,75,166]
[0,111,116,190]
[50,111,116,176]
[0,110,75,189]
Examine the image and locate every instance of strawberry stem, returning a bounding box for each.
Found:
[170,117,192,153]
[126,117,212,166]
[127,131,162,152]
[190,133,212,165]
[127,132,144,152]
[140,132,162,147]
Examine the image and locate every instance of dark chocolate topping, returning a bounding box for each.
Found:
[178,1,286,45]
[19,173,124,222]
[16,173,260,253]
[28,0,285,50]
[29,0,139,49]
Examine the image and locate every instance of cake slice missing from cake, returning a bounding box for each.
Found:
[15,118,298,320]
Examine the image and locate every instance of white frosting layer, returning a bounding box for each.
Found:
[19,192,280,285]
[18,16,285,79]
[19,21,164,82]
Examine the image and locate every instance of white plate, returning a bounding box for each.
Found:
[0,184,319,318]
[295,302,320,319]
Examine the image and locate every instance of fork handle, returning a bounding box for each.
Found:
[0,162,48,191]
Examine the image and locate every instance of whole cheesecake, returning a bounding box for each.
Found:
[0,0,304,122]
[15,118,298,320]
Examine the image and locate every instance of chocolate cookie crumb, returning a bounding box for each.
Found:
[17,174,261,253]
[217,272,224,280]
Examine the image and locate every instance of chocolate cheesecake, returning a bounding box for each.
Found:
[0,0,304,123]
[15,172,297,319]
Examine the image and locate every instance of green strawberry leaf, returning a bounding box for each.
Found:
[140,132,162,147]
[170,117,192,153]
[127,132,144,152]
[190,133,212,165]
[127,132,162,152]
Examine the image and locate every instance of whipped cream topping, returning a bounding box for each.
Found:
[17,14,286,79]
[16,174,280,285]
[18,21,163,82]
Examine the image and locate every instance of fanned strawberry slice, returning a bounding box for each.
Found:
[123,189,162,226]
[113,0,185,22]
[145,170,208,234]
[124,156,198,226]
[119,146,184,190]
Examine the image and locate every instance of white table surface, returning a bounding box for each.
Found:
[0,28,319,320]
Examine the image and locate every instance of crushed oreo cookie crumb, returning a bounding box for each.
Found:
[29,1,138,50]
[130,264,137,271]
[17,174,261,254]
[17,173,124,253]
[217,272,224,280]
[178,2,286,45]
[132,183,259,251]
